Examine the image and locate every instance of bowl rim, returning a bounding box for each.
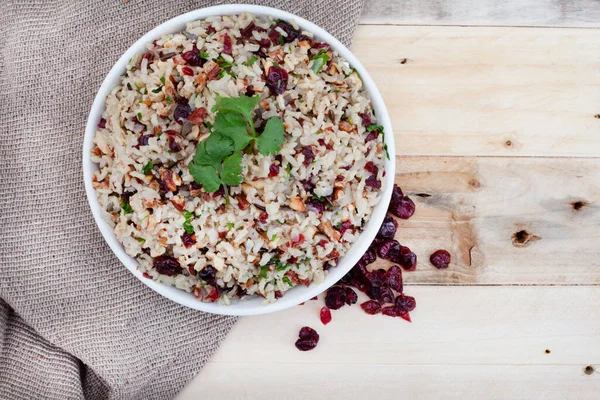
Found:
[82,4,395,316]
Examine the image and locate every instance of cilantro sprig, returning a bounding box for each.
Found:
[311,49,330,74]
[189,94,286,194]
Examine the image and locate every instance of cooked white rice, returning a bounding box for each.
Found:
[91,12,386,304]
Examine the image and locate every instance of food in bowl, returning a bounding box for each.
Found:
[90,12,387,304]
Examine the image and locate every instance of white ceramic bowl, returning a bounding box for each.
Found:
[83,4,395,316]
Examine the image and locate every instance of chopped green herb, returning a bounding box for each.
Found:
[282,276,293,287]
[141,161,153,175]
[199,51,210,59]
[244,55,258,66]
[166,96,173,104]
[156,131,163,137]
[259,265,270,279]
[151,87,162,94]
[216,55,233,69]
[366,124,384,132]
[285,163,291,178]
[120,199,133,215]
[183,211,194,220]
[160,76,166,85]
[182,211,195,234]
[310,50,330,74]
[135,237,146,243]
[226,222,235,229]
[137,112,143,121]
[274,258,288,271]
[134,83,141,90]
[270,233,277,241]
[278,34,284,46]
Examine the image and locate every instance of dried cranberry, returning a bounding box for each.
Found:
[295,340,318,351]
[222,34,232,55]
[98,118,106,129]
[337,220,353,236]
[240,22,256,38]
[360,113,372,127]
[153,255,182,276]
[138,134,151,146]
[430,249,451,269]
[168,136,181,152]
[377,215,398,239]
[165,129,179,136]
[181,66,194,76]
[366,269,386,288]
[306,198,325,216]
[312,41,329,49]
[395,294,416,312]
[364,161,378,174]
[392,184,404,201]
[142,272,152,279]
[389,196,415,219]
[392,246,417,271]
[206,286,220,302]
[266,66,288,95]
[268,163,280,178]
[344,287,358,305]
[360,300,381,315]
[382,306,400,317]
[320,307,332,325]
[182,48,202,67]
[174,103,192,124]
[325,286,347,310]
[212,185,225,198]
[182,232,196,248]
[258,38,271,49]
[290,234,305,248]
[300,179,315,193]
[274,291,283,299]
[399,311,412,322]
[359,248,377,266]
[268,28,281,45]
[198,265,216,283]
[384,266,403,292]
[295,326,319,351]
[365,130,378,142]
[206,25,216,35]
[377,240,401,260]
[365,175,381,189]
[275,21,300,43]
[245,85,255,96]
[301,146,315,166]
[258,211,268,224]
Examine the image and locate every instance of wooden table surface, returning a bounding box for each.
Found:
[178,2,600,398]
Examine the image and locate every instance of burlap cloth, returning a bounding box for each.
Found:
[0,1,364,398]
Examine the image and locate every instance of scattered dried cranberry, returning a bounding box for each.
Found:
[307,198,325,217]
[320,307,332,325]
[212,185,225,198]
[182,48,202,67]
[392,246,417,271]
[98,118,106,128]
[382,306,400,317]
[376,240,401,260]
[360,300,381,315]
[318,138,333,150]
[365,175,381,189]
[312,41,329,49]
[222,34,232,55]
[366,269,386,288]
[276,21,300,43]
[364,161,378,174]
[389,196,415,219]
[295,326,319,351]
[395,294,416,312]
[153,255,182,276]
[365,131,378,142]
[268,163,280,178]
[325,286,347,310]
[399,311,412,322]
[369,286,394,303]
[245,85,256,96]
[392,184,404,201]
[301,146,315,166]
[377,215,398,239]
[266,65,288,95]
[344,287,358,305]
[258,211,269,224]
[290,233,305,248]
[360,113,372,127]
[337,220,353,236]
[138,134,151,146]
[182,232,196,248]
[384,266,403,292]
[174,103,192,124]
[430,249,451,269]
[168,136,182,152]
[300,179,315,193]
[198,265,216,283]
[240,22,256,38]
[181,66,194,76]
[359,248,377,266]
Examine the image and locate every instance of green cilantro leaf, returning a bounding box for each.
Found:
[282,276,293,287]
[137,112,143,121]
[270,233,277,241]
[213,111,252,151]
[214,94,260,122]
[182,221,194,234]
[120,199,133,215]
[257,117,285,155]
[166,96,172,104]
[135,237,146,243]
[311,50,330,74]
[199,51,210,59]
[151,87,162,93]
[183,211,194,220]
[244,56,258,66]
[226,222,235,229]
[141,161,153,174]
[160,76,166,85]
[274,258,288,271]
[194,134,234,169]
[259,265,270,279]
[285,163,291,178]
[366,124,383,132]
[189,163,222,193]
[221,152,243,186]
[278,34,284,46]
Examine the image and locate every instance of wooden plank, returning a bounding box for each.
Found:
[380,156,600,285]
[361,0,600,27]
[178,287,600,399]
[352,25,600,157]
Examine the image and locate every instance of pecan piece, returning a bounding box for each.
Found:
[194,72,207,92]
[187,107,207,125]
[169,196,185,211]
[339,120,354,132]
[236,195,250,210]
[319,221,341,242]
[160,169,181,192]
[289,197,307,212]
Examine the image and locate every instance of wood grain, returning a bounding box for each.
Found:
[178,286,600,399]
[352,26,600,157]
[381,156,600,284]
[361,0,600,28]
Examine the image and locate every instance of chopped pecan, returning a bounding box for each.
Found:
[319,221,341,242]
[189,183,202,197]
[333,188,344,201]
[90,146,103,156]
[334,175,346,188]
[204,61,220,80]
[300,278,311,287]
[160,169,181,192]
[285,270,300,285]
[170,196,185,211]
[194,72,207,92]
[339,120,354,132]
[289,197,307,212]
[326,249,340,261]
[187,107,207,125]
[236,195,250,210]
[193,286,202,299]
[91,175,108,189]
